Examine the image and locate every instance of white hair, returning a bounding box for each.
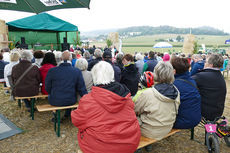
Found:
[75,58,88,71]
[21,50,33,61]
[135,53,144,60]
[91,61,114,85]
[154,61,174,84]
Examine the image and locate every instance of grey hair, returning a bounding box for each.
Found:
[135,53,144,60]
[94,49,103,58]
[91,61,114,85]
[75,58,88,71]
[83,51,91,59]
[20,50,33,61]
[194,54,203,60]
[115,53,124,63]
[153,61,174,84]
[207,53,224,68]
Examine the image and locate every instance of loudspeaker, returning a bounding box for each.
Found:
[61,37,70,51]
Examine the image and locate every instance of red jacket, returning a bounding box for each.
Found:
[39,64,55,95]
[71,86,141,153]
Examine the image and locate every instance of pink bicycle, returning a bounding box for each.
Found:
[202,116,230,153]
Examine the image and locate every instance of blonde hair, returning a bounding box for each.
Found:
[91,61,114,85]
[10,51,20,62]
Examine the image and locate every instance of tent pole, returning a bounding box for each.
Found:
[76,31,79,46]
[56,32,60,50]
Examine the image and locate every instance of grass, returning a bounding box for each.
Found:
[89,34,230,54]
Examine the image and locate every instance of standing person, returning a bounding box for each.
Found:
[142,51,158,73]
[12,50,41,109]
[71,61,141,153]
[192,54,226,121]
[121,54,139,96]
[45,51,87,119]
[135,53,144,75]
[4,51,20,87]
[134,61,180,140]
[171,57,201,129]
[39,52,57,95]
[0,52,9,83]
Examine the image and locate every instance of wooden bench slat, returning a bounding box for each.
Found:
[137,129,181,149]
[37,104,79,112]
[15,94,48,100]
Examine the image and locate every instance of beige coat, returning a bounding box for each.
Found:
[134,86,180,140]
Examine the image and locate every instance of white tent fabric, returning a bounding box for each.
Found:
[153,42,173,48]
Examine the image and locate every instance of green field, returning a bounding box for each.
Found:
[90,34,230,54]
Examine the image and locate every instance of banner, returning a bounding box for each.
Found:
[0,0,16,4]
[40,0,62,6]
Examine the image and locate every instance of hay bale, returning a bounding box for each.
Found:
[183,34,195,54]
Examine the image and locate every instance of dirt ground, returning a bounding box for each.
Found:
[0,77,230,153]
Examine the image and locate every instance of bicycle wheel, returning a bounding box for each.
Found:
[206,134,220,153]
[224,136,230,147]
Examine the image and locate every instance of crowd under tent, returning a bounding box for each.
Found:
[7,13,80,50]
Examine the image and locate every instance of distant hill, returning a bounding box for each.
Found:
[81,28,118,37]
[117,26,228,36]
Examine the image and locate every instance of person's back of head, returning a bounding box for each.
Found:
[1,48,10,53]
[41,52,57,66]
[62,51,71,61]
[91,61,114,85]
[205,53,224,69]
[94,49,103,59]
[21,50,33,62]
[154,61,174,84]
[149,51,155,59]
[135,53,144,61]
[10,51,20,62]
[83,51,91,60]
[103,50,112,62]
[116,53,124,64]
[75,58,88,71]
[194,54,203,62]
[33,50,44,59]
[171,56,190,74]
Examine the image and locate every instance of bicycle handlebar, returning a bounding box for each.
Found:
[203,116,226,124]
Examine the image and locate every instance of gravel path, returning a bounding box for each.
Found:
[0,78,230,153]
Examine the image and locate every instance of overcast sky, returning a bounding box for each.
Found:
[0,0,230,33]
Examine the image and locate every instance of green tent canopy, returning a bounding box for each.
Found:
[7,13,78,31]
[7,13,80,50]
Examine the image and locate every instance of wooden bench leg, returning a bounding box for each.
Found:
[54,110,61,137]
[31,98,35,120]
[18,99,21,108]
[191,128,194,140]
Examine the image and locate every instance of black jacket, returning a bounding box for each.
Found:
[192,68,226,121]
[87,57,102,71]
[120,64,139,96]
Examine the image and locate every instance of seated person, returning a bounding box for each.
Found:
[190,54,205,76]
[12,50,41,109]
[120,54,140,96]
[192,53,226,121]
[134,61,180,140]
[45,51,87,118]
[171,57,201,129]
[71,61,141,153]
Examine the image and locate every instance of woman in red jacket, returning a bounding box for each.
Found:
[39,52,56,95]
[71,61,141,153]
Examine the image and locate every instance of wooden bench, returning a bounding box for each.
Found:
[15,93,48,120]
[137,129,181,150]
[36,103,79,137]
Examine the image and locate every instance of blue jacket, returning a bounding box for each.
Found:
[0,60,8,79]
[173,71,201,129]
[190,60,204,76]
[45,62,87,106]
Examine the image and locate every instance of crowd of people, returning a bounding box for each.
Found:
[0,46,228,153]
